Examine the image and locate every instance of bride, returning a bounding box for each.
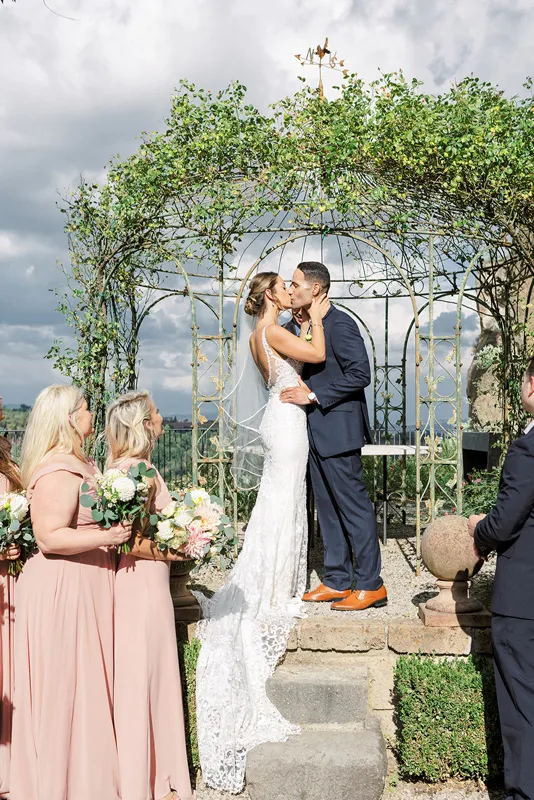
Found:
[194,271,328,793]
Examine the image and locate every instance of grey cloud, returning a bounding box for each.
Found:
[2,0,532,418]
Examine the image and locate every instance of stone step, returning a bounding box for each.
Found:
[266,663,369,725]
[246,723,387,800]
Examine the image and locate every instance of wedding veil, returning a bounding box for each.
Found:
[222,303,269,491]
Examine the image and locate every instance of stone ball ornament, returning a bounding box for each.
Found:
[419,514,487,624]
[421,514,483,581]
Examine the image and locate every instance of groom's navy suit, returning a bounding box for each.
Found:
[474,425,534,800]
[293,305,382,592]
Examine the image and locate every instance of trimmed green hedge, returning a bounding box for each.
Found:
[178,637,201,775]
[394,654,503,782]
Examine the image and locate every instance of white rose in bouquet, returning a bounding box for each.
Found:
[156,519,175,542]
[8,493,29,521]
[190,488,210,506]
[112,476,137,502]
[161,501,177,518]
[104,469,125,485]
[174,506,194,528]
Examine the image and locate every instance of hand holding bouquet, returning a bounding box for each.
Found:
[0,491,37,575]
[81,462,157,554]
[154,487,235,566]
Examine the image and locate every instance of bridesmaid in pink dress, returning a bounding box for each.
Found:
[106,390,194,800]
[10,385,132,800]
[0,435,23,800]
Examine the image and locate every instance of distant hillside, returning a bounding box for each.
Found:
[1,407,31,430]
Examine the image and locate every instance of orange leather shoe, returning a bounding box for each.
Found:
[331,586,388,611]
[302,583,352,603]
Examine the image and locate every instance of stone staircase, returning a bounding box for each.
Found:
[246,662,387,800]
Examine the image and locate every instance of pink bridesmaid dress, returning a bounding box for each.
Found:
[10,456,120,800]
[114,459,194,800]
[0,474,15,799]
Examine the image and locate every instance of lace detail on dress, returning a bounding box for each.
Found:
[194,326,308,793]
[261,325,303,392]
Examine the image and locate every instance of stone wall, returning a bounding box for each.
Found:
[283,617,492,741]
[179,616,493,742]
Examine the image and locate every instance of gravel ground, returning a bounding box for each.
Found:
[192,523,497,619]
[191,525,500,799]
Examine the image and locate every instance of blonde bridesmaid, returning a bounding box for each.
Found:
[10,385,132,800]
[0,435,22,800]
[107,390,194,800]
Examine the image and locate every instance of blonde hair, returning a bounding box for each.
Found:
[106,390,156,467]
[244,272,279,317]
[20,385,87,487]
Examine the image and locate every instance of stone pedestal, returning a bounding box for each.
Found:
[419,579,491,628]
[169,560,202,623]
[419,516,490,628]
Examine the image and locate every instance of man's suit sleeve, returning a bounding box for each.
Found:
[474,437,534,553]
[314,314,371,409]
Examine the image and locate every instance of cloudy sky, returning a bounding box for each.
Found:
[1,0,532,417]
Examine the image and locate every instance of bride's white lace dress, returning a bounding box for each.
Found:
[194,326,309,793]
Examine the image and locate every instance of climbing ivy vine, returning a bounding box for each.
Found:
[48,72,534,443]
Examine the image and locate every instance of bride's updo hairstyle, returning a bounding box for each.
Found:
[106,390,156,467]
[244,272,279,317]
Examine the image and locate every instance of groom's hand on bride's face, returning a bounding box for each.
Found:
[280,378,314,406]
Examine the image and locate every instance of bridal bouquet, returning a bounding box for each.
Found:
[80,462,157,554]
[154,487,235,565]
[0,491,37,575]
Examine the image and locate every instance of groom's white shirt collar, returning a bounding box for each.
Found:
[525,420,534,435]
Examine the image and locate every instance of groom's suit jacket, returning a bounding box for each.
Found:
[474,426,534,620]
[288,305,372,458]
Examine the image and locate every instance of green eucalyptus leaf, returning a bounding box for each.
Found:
[80,495,96,508]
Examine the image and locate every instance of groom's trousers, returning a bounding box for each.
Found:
[492,614,534,800]
[308,442,382,592]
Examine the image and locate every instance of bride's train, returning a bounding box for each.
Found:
[194,331,308,793]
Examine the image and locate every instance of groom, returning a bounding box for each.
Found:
[281,261,386,611]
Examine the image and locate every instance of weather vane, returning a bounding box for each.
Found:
[295,39,349,97]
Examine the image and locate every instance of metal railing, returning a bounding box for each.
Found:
[2,428,203,485]
[3,427,419,486]
[372,429,417,446]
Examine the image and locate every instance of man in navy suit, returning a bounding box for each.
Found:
[470,357,534,800]
[280,261,386,611]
